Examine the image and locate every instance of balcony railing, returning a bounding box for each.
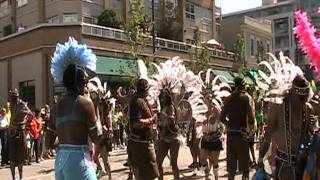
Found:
[81,23,235,61]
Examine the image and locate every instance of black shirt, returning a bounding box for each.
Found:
[129,94,153,141]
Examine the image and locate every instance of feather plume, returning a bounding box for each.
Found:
[51,37,96,84]
[294,10,320,76]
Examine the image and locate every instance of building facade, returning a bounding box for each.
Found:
[221,16,272,69]
[0,23,235,108]
[222,0,320,67]
[0,0,221,43]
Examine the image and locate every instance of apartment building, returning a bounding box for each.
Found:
[0,0,221,43]
[222,0,320,66]
[221,16,272,69]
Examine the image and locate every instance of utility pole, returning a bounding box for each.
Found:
[152,0,156,55]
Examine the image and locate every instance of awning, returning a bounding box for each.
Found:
[212,70,234,84]
[232,72,254,85]
[96,56,138,77]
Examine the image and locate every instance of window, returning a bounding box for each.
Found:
[274,18,289,34]
[17,0,28,7]
[19,80,35,109]
[63,14,78,23]
[82,16,97,24]
[47,15,59,24]
[3,25,12,36]
[266,41,271,52]
[185,3,195,20]
[275,36,289,49]
[250,38,254,56]
[0,0,9,17]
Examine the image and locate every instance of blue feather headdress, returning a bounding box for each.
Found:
[51,37,97,84]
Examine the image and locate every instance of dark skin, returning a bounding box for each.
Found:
[46,88,99,149]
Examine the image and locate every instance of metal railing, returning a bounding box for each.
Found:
[81,23,235,61]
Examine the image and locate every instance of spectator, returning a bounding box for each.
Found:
[4,102,11,125]
[0,108,9,166]
[28,109,42,163]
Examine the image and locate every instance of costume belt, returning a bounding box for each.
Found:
[276,150,297,163]
[129,136,153,144]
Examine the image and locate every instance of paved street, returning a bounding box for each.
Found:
[0,145,268,180]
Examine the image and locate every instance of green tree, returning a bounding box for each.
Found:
[123,0,151,60]
[97,9,122,29]
[157,0,182,41]
[233,34,246,75]
[190,27,211,73]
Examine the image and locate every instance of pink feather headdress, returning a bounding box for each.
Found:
[293,10,320,76]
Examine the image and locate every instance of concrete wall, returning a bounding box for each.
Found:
[45,0,82,23]
[220,16,242,51]
[0,60,8,104]
[16,0,39,28]
[11,51,43,108]
[82,0,104,18]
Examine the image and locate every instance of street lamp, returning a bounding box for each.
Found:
[152,0,156,55]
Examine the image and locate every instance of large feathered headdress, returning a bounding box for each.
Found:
[294,10,320,76]
[256,52,304,104]
[148,57,208,122]
[197,69,231,112]
[51,37,97,84]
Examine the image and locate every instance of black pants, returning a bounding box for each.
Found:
[119,124,124,145]
[32,138,40,162]
[0,129,9,164]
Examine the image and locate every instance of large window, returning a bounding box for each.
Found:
[19,80,35,109]
[63,14,78,23]
[250,38,254,56]
[274,18,289,34]
[17,0,28,7]
[185,3,195,21]
[0,0,9,18]
[3,24,12,36]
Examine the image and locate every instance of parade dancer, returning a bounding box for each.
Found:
[46,37,100,180]
[8,89,32,180]
[220,77,255,180]
[87,77,112,179]
[141,57,207,180]
[256,52,315,180]
[127,78,159,180]
[198,70,231,180]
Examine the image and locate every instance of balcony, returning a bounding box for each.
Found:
[81,23,235,61]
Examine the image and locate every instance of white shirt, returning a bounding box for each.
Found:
[0,115,8,129]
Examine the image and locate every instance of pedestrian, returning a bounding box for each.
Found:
[220,77,255,180]
[4,102,11,125]
[8,88,32,180]
[45,37,100,180]
[28,109,42,163]
[157,89,180,180]
[127,78,159,180]
[0,108,9,166]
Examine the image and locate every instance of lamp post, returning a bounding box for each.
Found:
[152,0,156,54]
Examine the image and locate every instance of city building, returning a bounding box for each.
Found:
[0,0,221,43]
[221,16,272,68]
[222,0,320,68]
[0,0,233,108]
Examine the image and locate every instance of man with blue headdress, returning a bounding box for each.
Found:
[45,37,101,180]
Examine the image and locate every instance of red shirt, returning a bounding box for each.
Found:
[28,117,42,139]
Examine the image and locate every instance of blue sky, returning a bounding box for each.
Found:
[218,0,262,14]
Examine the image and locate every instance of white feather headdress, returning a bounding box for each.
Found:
[256,52,304,104]
[51,37,97,84]
[148,57,208,122]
